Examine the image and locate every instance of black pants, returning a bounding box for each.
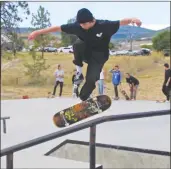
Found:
[162,85,171,101]
[52,81,63,96]
[73,39,108,101]
[114,85,119,97]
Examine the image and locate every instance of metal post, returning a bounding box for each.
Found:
[89,125,96,169]
[3,119,6,134]
[7,153,13,169]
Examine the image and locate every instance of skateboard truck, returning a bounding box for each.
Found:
[60,111,69,126]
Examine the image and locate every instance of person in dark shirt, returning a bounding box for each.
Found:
[162,63,171,101]
[72,69,84,98]
[28,8,142,101]
[126,73,139,100]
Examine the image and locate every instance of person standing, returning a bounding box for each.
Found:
[28,8,142,101]
[72,69,84,98]
[125,73,139,100]
[52,64,64,97]
[110,65,122,100]
[162,63,171,102]
[97,69,105,95]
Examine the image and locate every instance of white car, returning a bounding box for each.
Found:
[58,46,73,53]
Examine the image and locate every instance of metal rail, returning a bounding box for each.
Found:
[0,110,170,169]
[1,117,10,134]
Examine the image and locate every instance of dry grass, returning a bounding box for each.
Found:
[1,51,169,101]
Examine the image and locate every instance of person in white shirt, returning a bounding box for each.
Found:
[52,64,64,97]
[97,69,105,95]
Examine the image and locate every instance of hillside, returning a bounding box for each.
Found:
[156,26,170,33]
[5,25,169,40]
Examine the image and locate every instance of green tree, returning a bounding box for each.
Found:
[24,47,50,80]
[1,2,30,30]
[152,31,170,51]
[61,17,77,46]
[24,6,51,82]
[6,32,25,57]
[1,2,30,58]
[31,5,51,59]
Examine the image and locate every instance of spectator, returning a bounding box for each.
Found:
[109,65,122,100]
[97,69,105,95]
[162,63,171,102]
[52,64,64,97]
[72,69,84,98]
[125,73,139,100]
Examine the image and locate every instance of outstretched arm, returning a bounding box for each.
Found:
[120,18,142,27]
[28,26,62,40]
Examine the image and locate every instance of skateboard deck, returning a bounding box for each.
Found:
[53,95,111,128]
[120,89,130,100]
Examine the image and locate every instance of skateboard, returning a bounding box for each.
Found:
[53,95,112,128]
[119,85,130,100]
[120,89,130,100]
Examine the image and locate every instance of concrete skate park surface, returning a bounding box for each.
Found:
[1,97,170,168]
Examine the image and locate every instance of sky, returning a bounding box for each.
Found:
[18,1,170,30]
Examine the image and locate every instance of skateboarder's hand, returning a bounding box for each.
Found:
[131,18,142,27]
[28,30,40,40]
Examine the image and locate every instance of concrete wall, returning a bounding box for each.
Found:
[49,143,170,168]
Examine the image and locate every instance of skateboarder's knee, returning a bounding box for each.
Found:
[73,39,85,52]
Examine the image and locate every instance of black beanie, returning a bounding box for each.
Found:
[76,8,94,23]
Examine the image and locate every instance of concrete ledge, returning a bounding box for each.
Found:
[47,140,170,168]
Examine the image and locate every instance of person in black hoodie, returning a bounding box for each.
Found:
[72,69,84,98]
[125,73,139,100]
[162,63,171,101]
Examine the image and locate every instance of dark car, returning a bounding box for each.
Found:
[141,48,151,55]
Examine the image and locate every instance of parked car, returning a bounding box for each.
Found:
[58,46,73,53]
[141,48,151,55]
[46,47,58,52]
[163,49,170,57]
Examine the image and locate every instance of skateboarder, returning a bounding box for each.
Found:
[162,63,171,102]
[109,65,122,100]
[28,8,142,101]
[125,73,139,100]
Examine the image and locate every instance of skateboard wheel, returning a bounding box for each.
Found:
[60,111,64,115]
[98,109,102,113]
[65,123,69,126]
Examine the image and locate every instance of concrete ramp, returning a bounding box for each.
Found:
[1,97,170,168]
